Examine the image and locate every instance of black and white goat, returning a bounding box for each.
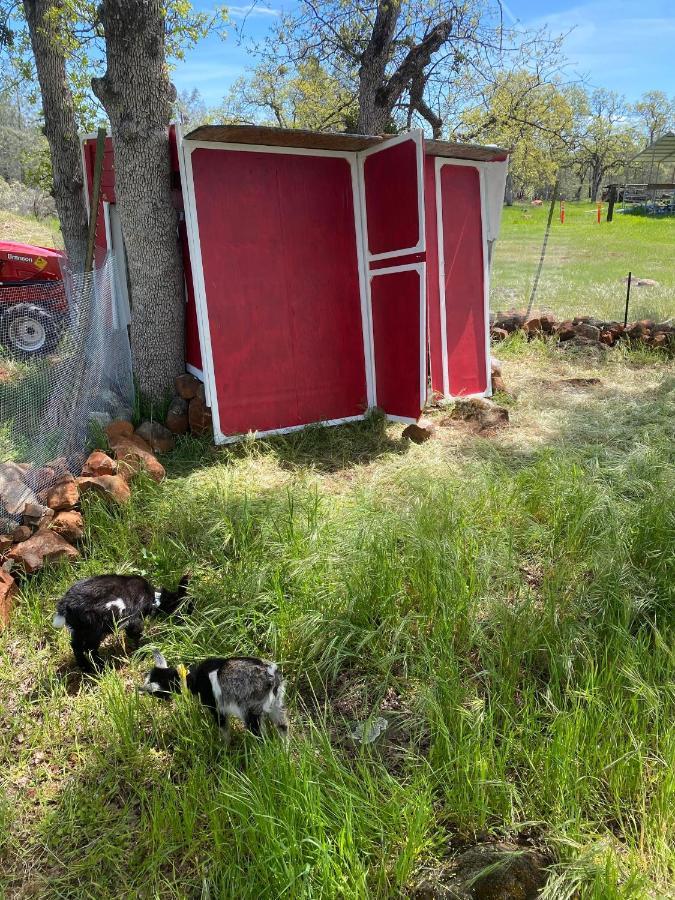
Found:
[140,650,289,742]
[53,575,190,671]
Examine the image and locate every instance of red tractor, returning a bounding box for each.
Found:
[0,240,69,358]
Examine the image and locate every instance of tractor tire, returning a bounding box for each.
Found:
[0,303,63,359]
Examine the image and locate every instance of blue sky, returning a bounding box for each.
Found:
[172,0,675,108]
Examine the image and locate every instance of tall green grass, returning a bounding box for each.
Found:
[1,350,673,898]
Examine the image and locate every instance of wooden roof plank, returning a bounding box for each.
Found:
[183,124,508,162]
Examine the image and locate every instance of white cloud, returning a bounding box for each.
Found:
[228,3,281,18]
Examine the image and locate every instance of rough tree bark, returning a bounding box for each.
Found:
[357,1,454,135]
[92,0,184,402]
[504,170,514,206]
[23,0,88,271]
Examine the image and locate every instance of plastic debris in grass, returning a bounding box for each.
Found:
[351,716,388,744]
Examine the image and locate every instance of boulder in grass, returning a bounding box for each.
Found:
[490,326,509,342]
[135,420,176,454]
[49,510,85,542]
[402,418,436,444]
[175,372,201,400]
[45,478,79,512]
[112,442,166,483]
[8,530,79,574]
[166,396,189,435]
[77,475,131,504]
[0,569,17,629]
[81,450,117,477]
[0,534,14,556]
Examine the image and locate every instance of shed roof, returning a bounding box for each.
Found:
[184,124,508,162]
[629,132,675,166]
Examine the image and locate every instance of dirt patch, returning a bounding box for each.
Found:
[555,377,603,389]
[411,839,553,899]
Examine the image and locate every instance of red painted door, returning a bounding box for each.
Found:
[438,163,488,397]
[189,148,368,438]
[360,132,426,421]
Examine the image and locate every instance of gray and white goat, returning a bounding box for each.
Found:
[140,650,289,742]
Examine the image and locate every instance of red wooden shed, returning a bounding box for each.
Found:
[81,125,508,443]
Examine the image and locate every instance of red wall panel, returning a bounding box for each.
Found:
[363,140,419,256]
[439,164,487,396]
[370,269,422,420]
[191,148,367,436]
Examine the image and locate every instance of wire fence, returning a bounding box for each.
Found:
[490,202,674,325]
[0,254,133,534]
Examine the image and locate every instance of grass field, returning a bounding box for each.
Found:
[492,202,675,323]
[0,210,63,251]
[1,337,673,898]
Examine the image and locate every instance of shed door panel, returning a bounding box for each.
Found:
[191,148,367,436]
[361,131,426,421]
[439,164,488,396]
[370,268,424,421]
[362,132,424,259]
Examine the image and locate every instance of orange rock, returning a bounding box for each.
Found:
[8,531,79,574]
[188,392,213,436]
[402,419,436,444]
[50,510,85,542]
[175,373,201,400]
[135,421,176,454]
[112,441,165,483]
[45,478,79,512]
[81,450,117,477]
[104,420,135,443]
[0,569,17,629]
[77,475,131,504]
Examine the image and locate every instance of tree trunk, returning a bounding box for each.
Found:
[504,170,514,206]
[590,161,602,202]
[357,1,400,134]
[23,0,88,271]
[357,3,454,136]
[92,0,184,402]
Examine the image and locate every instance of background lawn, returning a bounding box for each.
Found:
[492,202,675,323]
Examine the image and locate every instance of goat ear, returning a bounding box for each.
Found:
[152,649,168,669]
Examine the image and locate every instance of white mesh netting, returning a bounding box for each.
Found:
[0,254,133,534]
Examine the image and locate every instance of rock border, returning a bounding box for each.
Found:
[490,309,674,350]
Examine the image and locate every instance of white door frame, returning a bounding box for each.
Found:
[435,157,492,399]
